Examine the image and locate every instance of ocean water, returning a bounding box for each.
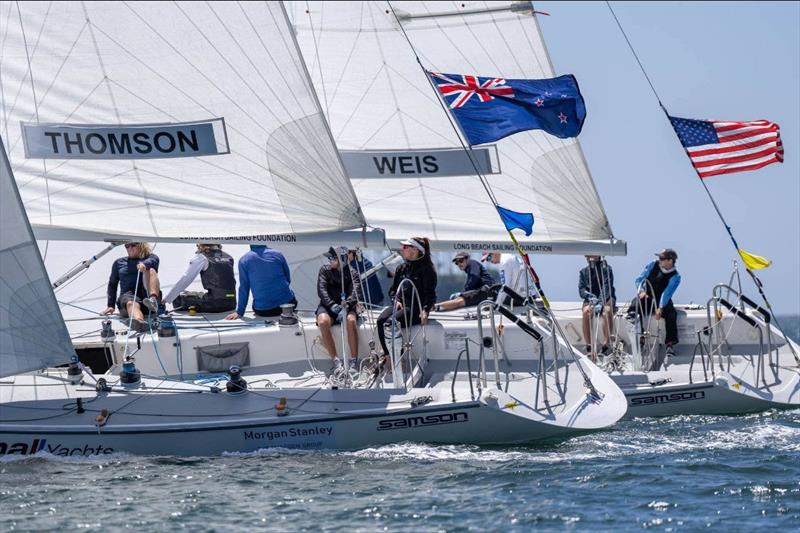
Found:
[1,410,798,531]
[2,317,798,531]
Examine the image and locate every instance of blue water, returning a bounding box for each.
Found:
[1,410,798,531]
[2,317,798,531]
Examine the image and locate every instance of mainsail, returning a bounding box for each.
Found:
[1,2,364,241]
[0,136,75,377]
[289,1,624,254]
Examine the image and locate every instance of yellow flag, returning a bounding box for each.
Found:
[738,248,771,270]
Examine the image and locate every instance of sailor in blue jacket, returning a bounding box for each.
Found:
[627,248,682,356]
[225,245,296,320]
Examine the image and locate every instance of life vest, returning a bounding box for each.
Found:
[200,249,236,296]
[646,262,677,302]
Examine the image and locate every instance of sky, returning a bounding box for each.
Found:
[504,0,800,314]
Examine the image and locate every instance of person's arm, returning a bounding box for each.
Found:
[463,261,482,291]
[388,265,402,301]
[348,266,363,304]
[317,267,336,307]
[578,268,594,301]
[142,254,159,272]
[423,268,438,312]
[608,264,616,301]
[106,261,119,310]
[280,253,291,285]
[635,261,654,292]
[659,273,681,308]
[236,258,250,316]
[163,254,206,304]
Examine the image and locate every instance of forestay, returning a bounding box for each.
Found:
[0,2,364,241]
[0,137,75,377]
[289,1,623,255]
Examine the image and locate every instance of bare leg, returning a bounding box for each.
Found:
[317,313,337,359]
[437,297,466,311]
[346,312,359,358]
[581,303,592,346]
[127,301,144,322]
[602,300,615,345]
[145,269,161,298]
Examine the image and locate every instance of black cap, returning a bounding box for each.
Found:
[452,251,470,263]
[323,246,337,260]
[656,248,678,261]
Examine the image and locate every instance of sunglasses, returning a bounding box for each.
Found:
[455,258,466,264]
[124,243,140,249]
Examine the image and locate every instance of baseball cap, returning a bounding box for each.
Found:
[481,252,492,262]
[656,248,678,261]
[323,246,337,260]
[452,251,470,263]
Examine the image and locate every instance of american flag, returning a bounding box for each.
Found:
[668,116,784,178]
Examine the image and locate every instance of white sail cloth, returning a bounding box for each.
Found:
[289,1,620,253]
[1,1,364,241]
[0,138,75,377]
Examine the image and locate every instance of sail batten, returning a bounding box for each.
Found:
[2,1,365,240]
[289,1,619,253]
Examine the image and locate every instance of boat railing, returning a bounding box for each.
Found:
[705,292,768,387]
[474,300,555,408]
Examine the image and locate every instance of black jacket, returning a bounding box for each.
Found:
[317,263,361,309]
[578,261,616,303]
[389,259,437,312]
[463,258,495,292]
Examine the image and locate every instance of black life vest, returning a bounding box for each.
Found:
[646,262,677,302]
[200,250,236,295]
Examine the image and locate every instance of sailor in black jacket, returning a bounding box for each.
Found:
[317,246,362,370]
[377,237,437,357]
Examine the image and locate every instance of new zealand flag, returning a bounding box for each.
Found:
[430,72,586,145]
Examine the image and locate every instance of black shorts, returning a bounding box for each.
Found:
[117,292,142,318]
[254,297,298,318]
[174,291,236,313]
[315,304,357,324]
[461,284,501,307]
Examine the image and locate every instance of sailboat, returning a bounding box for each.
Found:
[287,0,800,416]
[0,1,626,456]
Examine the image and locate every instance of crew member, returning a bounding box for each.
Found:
[434,251,497,311]
[317,246,362,371]
[164,243,236,313]
[579,255,616,358]
[225,245,296,320]
[102,242,161,332]
[376,237,437,358]
[627,248,681,357]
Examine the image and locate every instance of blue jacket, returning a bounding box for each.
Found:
[236,247,294,315]
[463,259,495,292]
[349,258,383,305]
[635,260,681,308]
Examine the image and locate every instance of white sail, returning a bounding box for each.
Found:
[0,137,75,377]
[289,1,623,254]
[0,1,364,241]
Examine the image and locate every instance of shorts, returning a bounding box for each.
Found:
[117,292,143,318]
[173,291,236,313]
[254,297,298,318]
[461,284,501,307]
[315,303,357,325]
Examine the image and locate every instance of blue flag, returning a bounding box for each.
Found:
[430,72,586,145]
[496,206,534,236]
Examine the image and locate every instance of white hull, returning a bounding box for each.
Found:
[0,358,625,456]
